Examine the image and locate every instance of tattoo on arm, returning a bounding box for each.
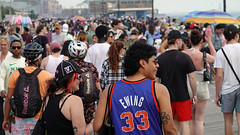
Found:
[160,111,170,125]
[73,126,78,135]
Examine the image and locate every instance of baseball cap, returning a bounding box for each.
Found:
[55,24,61,29]
[50,41,61,50]
[62,24,68,32]
[130,29,139,35]
[55,60,84,81]
[168,30,182,40]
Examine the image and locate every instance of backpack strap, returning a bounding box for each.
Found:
[18,68,26,75]
[18,68,42,76]
[31,68,42,76]
[60,94,72,110]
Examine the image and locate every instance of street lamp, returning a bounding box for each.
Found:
[152,0,154,20]
[94,0,96,17]
[223,0,226,12]
[102,0,104,17]
[118,0,120,18]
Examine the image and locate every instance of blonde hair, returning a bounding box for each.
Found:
[0,36,11,48]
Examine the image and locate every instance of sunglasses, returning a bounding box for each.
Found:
[55,28,60,30]
[11,46,21,50]
[123,47,127,50]
[77,74,82,80]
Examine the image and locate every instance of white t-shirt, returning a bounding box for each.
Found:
[0,56,25,92]
[0,51,12,66]
[109,29,121,40]
[84,43,110,77]
[45,55,64,77]
[214,43,240,95]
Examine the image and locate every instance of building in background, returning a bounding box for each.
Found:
[0,0,157,19]
[88,0,155,19]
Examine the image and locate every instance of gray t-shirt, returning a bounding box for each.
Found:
[51,32,67,44]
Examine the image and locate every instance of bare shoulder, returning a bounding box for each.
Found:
[42,56,49,63]
[63,56,69,60]
[68,95,83,102]
[154,83,168,94]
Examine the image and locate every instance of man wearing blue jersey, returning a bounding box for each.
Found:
[94,41,177,135]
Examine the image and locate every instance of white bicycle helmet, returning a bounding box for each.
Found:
[68,40,87,59]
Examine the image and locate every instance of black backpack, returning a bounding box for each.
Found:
[74,69,100,103]
[10,68,42,118]
[159,29,166,39]
[32,36,43,46]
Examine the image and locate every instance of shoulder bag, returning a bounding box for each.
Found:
[98,84,115,135]
[203,52,210,81]
[221,48,240,84]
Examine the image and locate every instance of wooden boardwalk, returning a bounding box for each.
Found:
[204,83,238,135]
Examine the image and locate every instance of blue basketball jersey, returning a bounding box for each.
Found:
[109,78,163,135]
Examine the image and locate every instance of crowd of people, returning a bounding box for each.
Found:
[0,16,239,135]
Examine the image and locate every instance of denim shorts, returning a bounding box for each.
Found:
[221,87,240,113]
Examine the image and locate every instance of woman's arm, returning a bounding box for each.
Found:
[160,39,168,53]
[205,30,216,63]
[69,96,86,135]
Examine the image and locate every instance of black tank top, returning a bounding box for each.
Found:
[43,94,74,135]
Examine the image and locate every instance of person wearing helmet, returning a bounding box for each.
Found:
[41,41,68,77]
[0,39,25,135]
[2,42,53,134]
[68,40,101,135]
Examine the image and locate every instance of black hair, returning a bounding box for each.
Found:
[204,23,210,28]
[119,33,127,40]
[215,24,226,30]
[111,20,120,27]
[46,73,74,96]
[107,31,114,38]
[224,24,239,41]
[124,41,157,76]
[52,47,61,53]
[92,34,97,38]
[10,40,22,47]
[24,27,29,32]
[1,28,6,34]
[95,25,108,39]
[16,27,20,33]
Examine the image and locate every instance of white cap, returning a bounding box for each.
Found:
[62,24,68,33]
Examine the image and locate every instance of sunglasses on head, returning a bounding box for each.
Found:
[11,46,21,50]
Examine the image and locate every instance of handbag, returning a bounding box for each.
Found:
[32,97,46,135]
[203,52,210,81]
[31,118,45,135]
[98,84,115,135]
[221,48,240,84]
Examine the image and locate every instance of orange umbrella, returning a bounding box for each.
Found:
[71,16,86,20]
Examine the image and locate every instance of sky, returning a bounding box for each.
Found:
[57,0,240,16]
